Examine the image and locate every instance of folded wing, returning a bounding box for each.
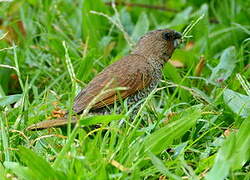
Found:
[73,54,152,113]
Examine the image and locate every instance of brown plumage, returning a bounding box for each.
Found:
[27,29,182,130]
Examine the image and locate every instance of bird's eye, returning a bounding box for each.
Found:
[162,32,171,40]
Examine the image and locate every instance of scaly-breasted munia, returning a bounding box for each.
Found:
[27,29,182,130]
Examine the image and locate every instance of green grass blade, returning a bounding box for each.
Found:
[0,113,10,162]
[131,12,149,42]
[206,116,250,179]
[79,114,124,126]
[4,161,37,180]
[18,146,65,179]
[223,89,250,118]
[144,105,202,154]
[0,94,22,107]
[148,152,182,180]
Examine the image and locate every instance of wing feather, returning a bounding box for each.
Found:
[73,54,153,113]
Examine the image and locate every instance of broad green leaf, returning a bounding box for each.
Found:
[205,135,235,180]
[206,116,250,180]
[209,46,237,84]
[144,106,202,154]
[163,63,190,102]
[0,114,10,162]
[18,146,66,179]
[148,152,182,180]
[4,161,36,180]
[172,142,188,158]
[223,89,250,118]
[158,7,193,29]
[0,94,22,107]
[164,63,182,83]
[120,8,134,35]
[231,117,250,170]
[0,162,7,180]
[79,114,124,126]
[131,12,149,42]
[99,36,113,48]
[0,85,5,97]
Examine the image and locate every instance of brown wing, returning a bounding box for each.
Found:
[73,54,153,113]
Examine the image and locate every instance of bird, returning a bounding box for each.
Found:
[27,29,182,131]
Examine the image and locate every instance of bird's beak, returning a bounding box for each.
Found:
[173,31,182,48]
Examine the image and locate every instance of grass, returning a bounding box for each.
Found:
[0,0,250,179]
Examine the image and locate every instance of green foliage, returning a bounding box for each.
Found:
[5,146,66,179]
[224,89,250,118]
[0,0,249,179]
[79,114,124,126]
[144,106,202,154]
[0,94,22,107]
[206,116,250,179]
[131,12,149,42]
[209,46,237,85]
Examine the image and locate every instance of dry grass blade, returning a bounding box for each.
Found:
[108,159,130,172]
[0,64,17,71]
[194,55,206,76]
[0,32,8,40]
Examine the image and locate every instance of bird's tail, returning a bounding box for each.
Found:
[26,116,78,131]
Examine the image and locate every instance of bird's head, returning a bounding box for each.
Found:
[133,29,182,62]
